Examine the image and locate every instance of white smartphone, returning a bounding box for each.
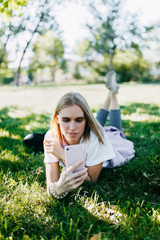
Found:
[65,144,85,173]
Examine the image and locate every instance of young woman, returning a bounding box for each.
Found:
[42,71,135,199]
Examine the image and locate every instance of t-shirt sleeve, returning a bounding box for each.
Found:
[44,130,59,164]
[85,131,115,167]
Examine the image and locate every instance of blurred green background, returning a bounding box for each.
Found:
[0,0,160,86]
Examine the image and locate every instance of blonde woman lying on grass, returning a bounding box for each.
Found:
[23,71,135,199]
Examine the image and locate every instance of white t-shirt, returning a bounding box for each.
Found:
[44,129,115,167]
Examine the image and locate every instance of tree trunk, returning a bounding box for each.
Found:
[15,13,44,86]
[51,67,55,82]
[0,35,10,67]
[15,68,21,86]
[109,53,113,71]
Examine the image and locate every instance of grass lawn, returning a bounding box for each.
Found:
[0,83,160,240]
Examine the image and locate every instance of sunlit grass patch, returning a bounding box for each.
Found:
[1,149,21,162]
[74,187,160,239]
[76,190,128,227]
[121,102,160,122]
[122,113,160,122]
[0,179,51,239]
[7,106,32,119]
[0,129,21,140]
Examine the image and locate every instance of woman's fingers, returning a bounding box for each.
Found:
[68,171,88,189]
[67,160,85,173]
[73,180,85,189]
[72,168,88,179]
[44,140,56,149]
[44,146,53,153]
[71,173,88,189]
[74,172,88,183]
[58,169,88,193]
[44,141,57,152]
[57,162,88,192]
[44,143,54,148]
[61,165,87,182]
[64,161,88,182]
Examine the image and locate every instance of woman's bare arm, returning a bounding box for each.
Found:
[45,162,60,195]
[45,161,88,196]
[86,162,103,182]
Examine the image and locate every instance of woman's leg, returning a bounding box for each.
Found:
[96,71,122,129]
[23,133,46,152]
[109,92,122,130]
[96,93,111,126]
[96,91,122,130]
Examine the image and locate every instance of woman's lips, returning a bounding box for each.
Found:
[68,132,78,137]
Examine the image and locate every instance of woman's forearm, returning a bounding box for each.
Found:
[87,163,103,182]
[45,162,60,195]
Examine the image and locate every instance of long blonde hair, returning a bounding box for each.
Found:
[51,92,105,144]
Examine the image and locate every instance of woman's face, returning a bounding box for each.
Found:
[56,104,86,145]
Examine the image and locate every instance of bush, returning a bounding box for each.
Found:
[1,76,14,85]
[141,76,160,83]
[112,49,152,82]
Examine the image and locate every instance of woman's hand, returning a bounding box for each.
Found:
[44,139,65,163]
[54,160,88,195]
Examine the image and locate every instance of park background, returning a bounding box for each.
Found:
[0,0,160,239]
[1,0,160,85]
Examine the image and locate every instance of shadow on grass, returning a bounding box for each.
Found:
[0,106,50,138]
[0,106,49,184]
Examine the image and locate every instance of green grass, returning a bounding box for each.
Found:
[0,84,160,239]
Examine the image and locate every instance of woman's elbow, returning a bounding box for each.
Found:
[87,163,102,182]
[87,173,100,182]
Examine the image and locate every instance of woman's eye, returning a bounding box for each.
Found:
[62,118,70,122]
[76,118,84,122]
[61,118,84,123]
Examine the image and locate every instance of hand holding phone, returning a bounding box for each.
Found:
[65,144,85,173]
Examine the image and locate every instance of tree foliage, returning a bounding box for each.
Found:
[0,0,61,85]
[0,39,14,84]
[113,49,152,82]
[0,0,28,18]
[87,0,147,70]
[29,30,66,82]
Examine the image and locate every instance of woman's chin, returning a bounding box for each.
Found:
[66,136,80,145]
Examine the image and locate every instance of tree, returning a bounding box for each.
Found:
[13,0,60,85]
[0,18,26,67]
[0,0,61,85]
[113,48,152,82]
[87,0,148,71]
[0,38,14,84]
[0,0,28,18]
[73,38,100,81]
[29,30,66,82]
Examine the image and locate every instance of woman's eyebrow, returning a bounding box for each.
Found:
[61,117,85,119]
[76,117,85,119]
[61,117,70,119]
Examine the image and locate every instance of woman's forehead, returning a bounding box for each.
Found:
[59,105,84,117]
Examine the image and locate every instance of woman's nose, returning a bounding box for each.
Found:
[69,121,76,130]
